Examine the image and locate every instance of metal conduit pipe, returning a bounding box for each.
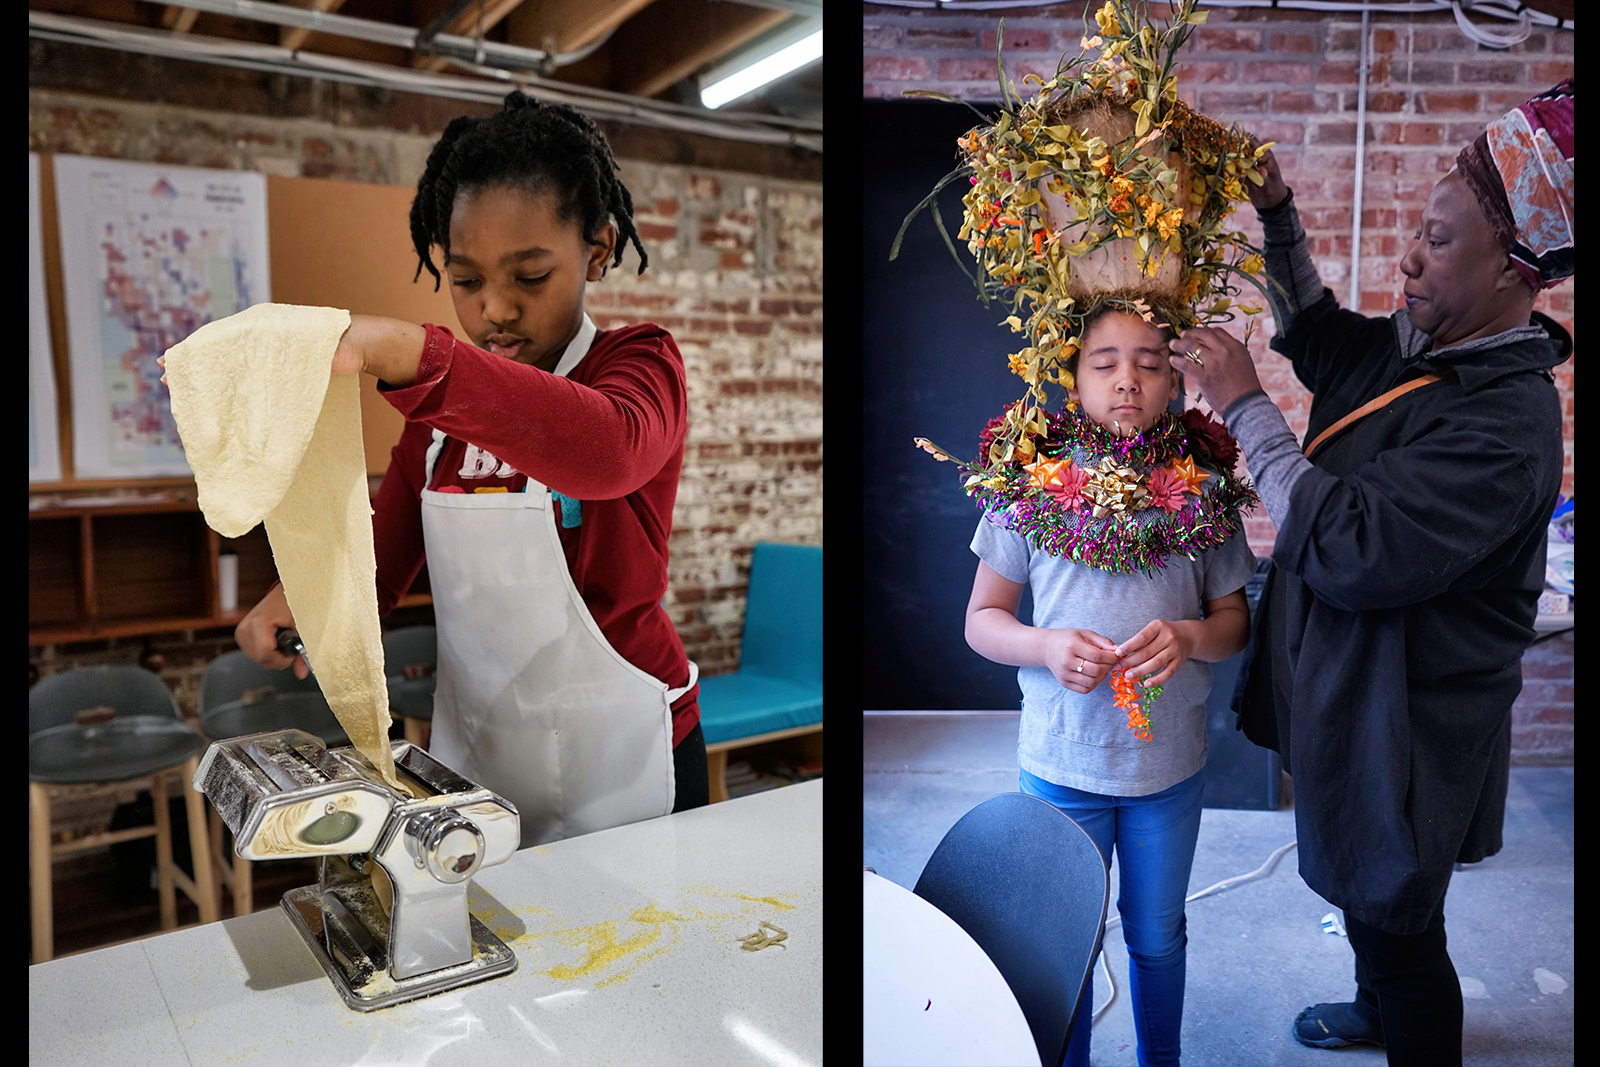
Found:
[1349,10,1370,310]
[28,12,823,152]
[861,0,1572,35]
[110,3,821,136]
[129,0,603,70]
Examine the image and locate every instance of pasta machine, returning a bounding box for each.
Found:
[194,728,520,1010]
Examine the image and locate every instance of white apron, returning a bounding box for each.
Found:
[420,317,695,848]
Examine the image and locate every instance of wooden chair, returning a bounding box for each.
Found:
[29,666,219,963]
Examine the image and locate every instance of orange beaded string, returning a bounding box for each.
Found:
[1110,666,1158,742]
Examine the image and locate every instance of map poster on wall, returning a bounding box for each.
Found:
[54,155,271,479]
[30,153,63,483]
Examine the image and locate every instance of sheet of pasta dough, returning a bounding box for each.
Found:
[165,303,402,790]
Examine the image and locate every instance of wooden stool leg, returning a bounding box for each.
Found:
[209,807,230,898]
[30,781,54,964]
[152,772,177,930]
[236,855,253,915]
[403,717,429,748]
[181,758,219,923]
[708,749,729,805]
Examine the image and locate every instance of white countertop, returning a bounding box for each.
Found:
[31,780,822,1067]
[863,870,1040,1067]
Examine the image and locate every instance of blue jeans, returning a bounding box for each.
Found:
[1020,767,1205,1067]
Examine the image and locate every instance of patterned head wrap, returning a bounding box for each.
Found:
[1455,79,1574,291]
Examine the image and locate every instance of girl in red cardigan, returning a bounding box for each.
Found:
[235,93,705,845]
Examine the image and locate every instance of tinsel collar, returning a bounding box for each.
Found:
[925,405,1259,575]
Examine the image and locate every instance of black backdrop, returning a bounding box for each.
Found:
[862,98,1032,710]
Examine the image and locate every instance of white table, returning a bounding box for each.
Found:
[863,870,1041,1067]
[30,780,821,1067]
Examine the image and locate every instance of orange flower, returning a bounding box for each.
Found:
[1157,207,1185,242]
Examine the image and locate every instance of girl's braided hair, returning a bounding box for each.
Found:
[409,91,647,289]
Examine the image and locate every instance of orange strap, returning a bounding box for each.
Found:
[1303,374,1446,460]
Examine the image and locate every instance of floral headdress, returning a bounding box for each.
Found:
[899,0,1282,477]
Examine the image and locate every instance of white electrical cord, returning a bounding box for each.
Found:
[862,0,1573,40]
[1091,840,1299,1026]
[1449,1,1533,47]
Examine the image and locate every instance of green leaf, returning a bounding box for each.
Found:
[890,164,973,261]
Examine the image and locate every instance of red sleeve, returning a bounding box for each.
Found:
[371,420,433,617]
[378,325,687,501]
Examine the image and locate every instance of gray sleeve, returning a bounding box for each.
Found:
[1223,391,1315,531]
[970,514,1031,584]
[1259,189,1332,337]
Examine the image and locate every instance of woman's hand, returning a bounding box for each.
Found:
[1043,628,1122,694]
[1168,326,1264,418]
[1247,141,1289,212]
[1115,619,1195,689]
[235,584,309,679]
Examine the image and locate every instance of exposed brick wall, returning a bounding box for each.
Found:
[1511,630,1574,765]
[864,1,1573,550]
[28,77,821,834]
[866,3,1573,764]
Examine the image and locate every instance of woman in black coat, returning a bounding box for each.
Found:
[1171,81,1572,1067]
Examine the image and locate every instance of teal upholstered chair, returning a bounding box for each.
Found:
[695,542,823,801]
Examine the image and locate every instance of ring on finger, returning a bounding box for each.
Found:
[1076,657,1086,674]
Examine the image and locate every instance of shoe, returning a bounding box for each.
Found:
[1293,1002,1385,1049]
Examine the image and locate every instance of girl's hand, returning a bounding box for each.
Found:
[235,584,310,679]
[331,318,367,376]
[1043,629,1122,694]
[156,315,412,384]
[1116,619,1194,688]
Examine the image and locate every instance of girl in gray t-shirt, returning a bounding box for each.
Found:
[965,307,1255,1067]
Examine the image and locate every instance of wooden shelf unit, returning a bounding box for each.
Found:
[28,494,431,646]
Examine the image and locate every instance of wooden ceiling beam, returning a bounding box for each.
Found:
[503,0,659,56]
[160,5,198,33]
[411,0,530,73]
[609,0,790,100]
[278,0,348,53]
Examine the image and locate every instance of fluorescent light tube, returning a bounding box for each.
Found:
[700,23,822,110]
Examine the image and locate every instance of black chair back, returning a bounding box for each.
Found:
[28,665,181,736]
[913,792,1109,1067]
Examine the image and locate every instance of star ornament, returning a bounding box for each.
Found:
[1168,454,1211,496]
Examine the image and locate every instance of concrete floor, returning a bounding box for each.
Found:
[864,712,1574,1067]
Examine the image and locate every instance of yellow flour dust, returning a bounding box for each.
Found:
[536,904,687,988]
[515,892,804,988]
[684,885,800,911]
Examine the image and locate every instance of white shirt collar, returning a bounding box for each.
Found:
[550,314,597,379]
